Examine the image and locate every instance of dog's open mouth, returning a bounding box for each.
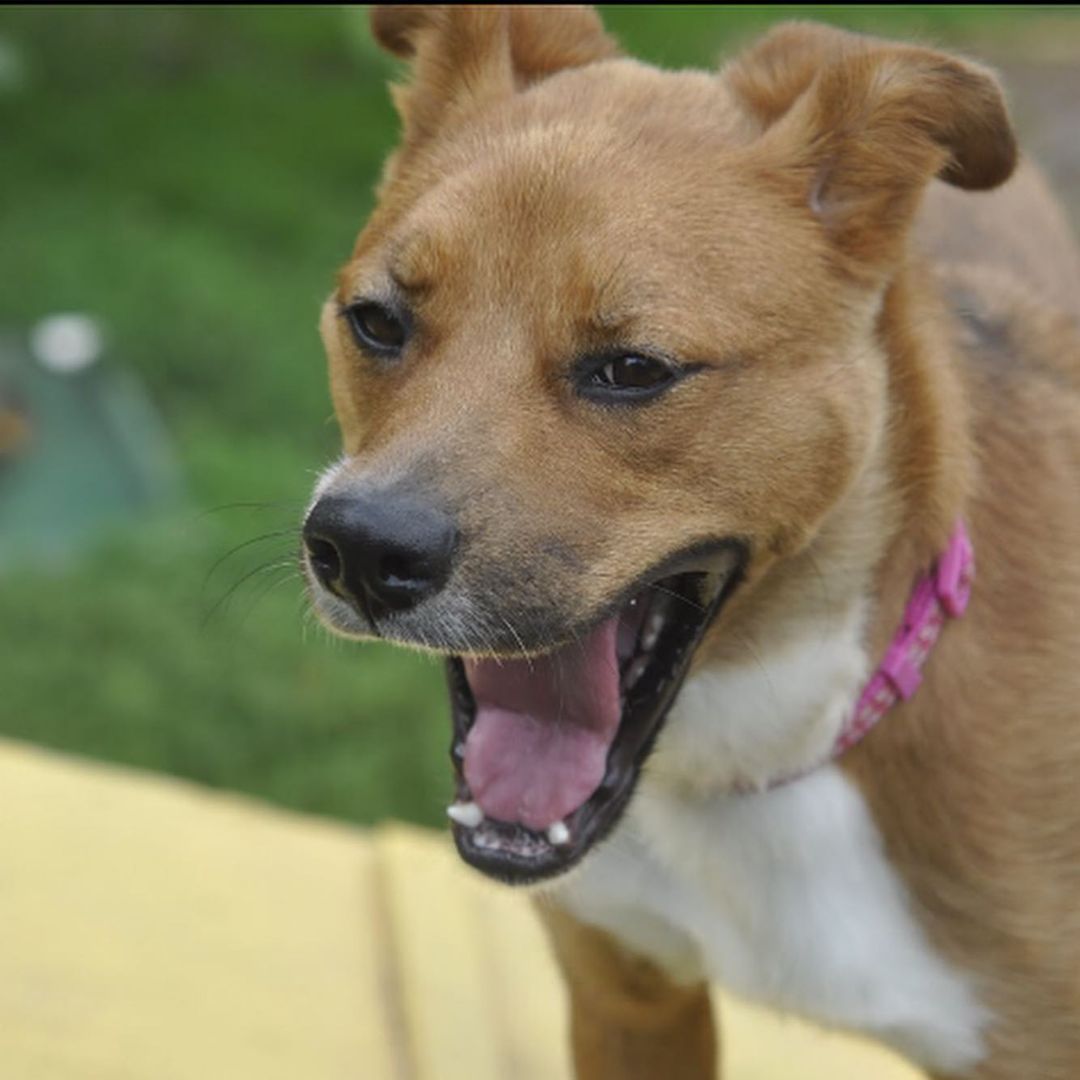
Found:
[446,546,745,884]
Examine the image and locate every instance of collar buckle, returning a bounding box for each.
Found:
[934,521,974,618]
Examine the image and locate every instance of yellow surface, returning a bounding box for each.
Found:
[1,739,926,1079]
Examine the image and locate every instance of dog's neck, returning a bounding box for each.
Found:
[865,263,975,661]
[649,261,975,797]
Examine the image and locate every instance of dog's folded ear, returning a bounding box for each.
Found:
[369,5,618,149]
[724,22,1017,269]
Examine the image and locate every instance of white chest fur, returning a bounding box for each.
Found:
[550,622,990,1075]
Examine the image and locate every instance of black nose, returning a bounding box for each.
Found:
[303,492,457,618]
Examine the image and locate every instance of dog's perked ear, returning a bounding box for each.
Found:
[724,22,1017,271]
[368,5,619,148]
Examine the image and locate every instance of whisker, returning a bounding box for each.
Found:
[201,555,300,628]
[197,499,302,520]
[239,567,304,630]
[202,529,299,593]
[297,592,315,646]
[473,618,504,663]
[730,629,779,708]
[645,580,707,615]
[496,613,534,673]
[804,549,832,615]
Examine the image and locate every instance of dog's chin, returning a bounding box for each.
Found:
[446,543,747,886]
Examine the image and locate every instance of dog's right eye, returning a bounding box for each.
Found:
[575,351,687,404]
[344,301,407,356]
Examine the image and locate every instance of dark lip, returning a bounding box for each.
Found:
[445,538,748,886]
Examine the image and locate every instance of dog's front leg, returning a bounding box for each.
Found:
[538,901,718,1080]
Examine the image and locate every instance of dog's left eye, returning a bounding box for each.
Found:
[344,301,407,356]
[580,354,680,402]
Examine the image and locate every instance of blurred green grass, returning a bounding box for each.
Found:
[0,6,1071,827]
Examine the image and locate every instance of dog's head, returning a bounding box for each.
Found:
[302,7,1015,883]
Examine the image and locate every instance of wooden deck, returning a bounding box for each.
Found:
[1,739,925,1079]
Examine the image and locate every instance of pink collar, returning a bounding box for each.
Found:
[833,519,974,758]
[760,520,974,792]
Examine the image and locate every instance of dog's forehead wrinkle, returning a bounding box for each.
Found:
[376,237,659,357]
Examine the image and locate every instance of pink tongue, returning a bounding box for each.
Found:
[462,618,621,831]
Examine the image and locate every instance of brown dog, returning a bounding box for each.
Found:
[301,8,1080,1078]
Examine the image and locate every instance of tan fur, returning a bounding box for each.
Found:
[917,167,1080,324]
[540,902,717,1080]
[323,9,1080,1077]
[848,272,1080,1079]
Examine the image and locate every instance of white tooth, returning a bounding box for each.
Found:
[626,656,648,687]
[547,820,570,846]
[447,801,484,828]
[642,613,664,652]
